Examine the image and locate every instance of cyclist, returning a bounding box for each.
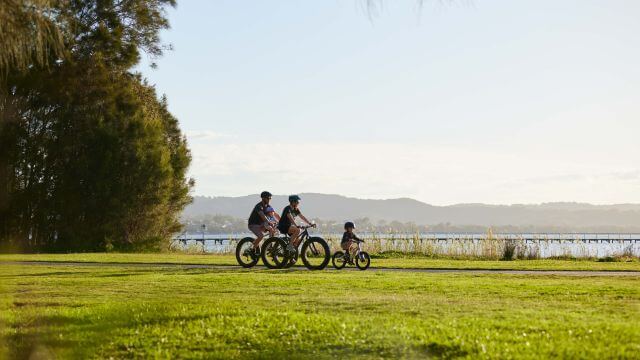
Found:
[341,221,361,264]
[247,191,274,255]
[263,205,280,234]
[278,194,315,253]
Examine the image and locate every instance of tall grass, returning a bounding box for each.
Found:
[171,231,640,261]
[321,232,640,261]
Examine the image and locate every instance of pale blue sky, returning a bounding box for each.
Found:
[139,0,640,205]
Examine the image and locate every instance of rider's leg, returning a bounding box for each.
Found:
[253,233,264,250]
[267,224,276,237]
[288,225,301,246]
[346,242,356,263]
[341,242,350,257]
[249,224,265,250]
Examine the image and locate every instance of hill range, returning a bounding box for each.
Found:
[183,193,640,231]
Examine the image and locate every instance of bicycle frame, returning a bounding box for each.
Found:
[286,226,321,254]
[346,239,366,261]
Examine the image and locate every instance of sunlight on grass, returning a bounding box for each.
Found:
[1,263,639,358]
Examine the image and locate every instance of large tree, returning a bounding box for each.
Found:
[0,0,192,252]
[0,0,65,77]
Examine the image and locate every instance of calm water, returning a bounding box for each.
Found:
[172,233,640,258]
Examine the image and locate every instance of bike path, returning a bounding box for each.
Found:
[2,261,640,276]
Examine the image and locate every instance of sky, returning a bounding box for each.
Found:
[138,0,640,205]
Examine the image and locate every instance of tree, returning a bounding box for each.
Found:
[0,0,65,77]
[0,0,191,252]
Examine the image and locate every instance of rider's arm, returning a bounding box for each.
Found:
[298,213,314,226]
[273,213,281,222]
[257,210,268,223]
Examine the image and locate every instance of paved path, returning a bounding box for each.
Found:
[2,261,640,276]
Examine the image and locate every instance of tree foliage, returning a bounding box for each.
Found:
[0,0,191,252]
[0,0,65,77]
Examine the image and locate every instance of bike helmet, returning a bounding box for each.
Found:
[288,194,301,202]
[265,206,275,213]
[260,191,272,198]
[344,221,355,229]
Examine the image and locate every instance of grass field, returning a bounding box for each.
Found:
[2,253,640,271]
[1,255,639,359]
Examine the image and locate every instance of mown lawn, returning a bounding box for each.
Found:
[1,253,640,271]
[0,260,639,359]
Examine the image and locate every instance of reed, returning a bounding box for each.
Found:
[172,231,640,261]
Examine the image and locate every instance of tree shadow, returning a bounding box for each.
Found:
[417,342,469,358]
[6,306,220,359]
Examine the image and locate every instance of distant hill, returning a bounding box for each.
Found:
[183,193,640,230]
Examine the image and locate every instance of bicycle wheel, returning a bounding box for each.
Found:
[332,251,347,270]
[300,237,330,270]
[261,237,288,269]
[283,250,298,269]
[355,251,371,270]
[235,237,259,268]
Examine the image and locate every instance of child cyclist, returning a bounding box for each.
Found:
[341,221,361,264]
[277,194,315,253]
[264,206,280,234]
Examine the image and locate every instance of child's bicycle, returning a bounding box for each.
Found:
[332,239,371,270]
[261,225,331,270]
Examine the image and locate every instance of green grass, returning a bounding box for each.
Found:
[1,253,640,271]
[1,259,639,358]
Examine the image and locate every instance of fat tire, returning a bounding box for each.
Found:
[283,250,298,269]
[356,251,371,270]
[301,237,330,270]
[235,237,259,268]
[261,237,288,269]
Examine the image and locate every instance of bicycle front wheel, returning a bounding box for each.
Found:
[300,237,330,270]
[261,237,288,269]
[355,251,371,270]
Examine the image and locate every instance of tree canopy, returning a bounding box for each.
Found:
[0,0,192,252]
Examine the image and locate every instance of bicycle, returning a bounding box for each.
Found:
[261,225,330,270]
[235,225,279,268]
[332,239,371,270]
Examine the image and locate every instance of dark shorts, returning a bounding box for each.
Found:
[278,223,292,235]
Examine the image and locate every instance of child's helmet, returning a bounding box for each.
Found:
[265,206,275,213]
[289,194,301,202]
[344,221,355,229]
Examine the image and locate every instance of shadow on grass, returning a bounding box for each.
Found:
[419,342,469,358]
[6,305,218,359]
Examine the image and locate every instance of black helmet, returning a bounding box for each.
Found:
[260,191,272,198]
[288,194,301,202]
[344,221,355,229]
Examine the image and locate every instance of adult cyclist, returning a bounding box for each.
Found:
[277,194,315,253]
[247,191,275,255]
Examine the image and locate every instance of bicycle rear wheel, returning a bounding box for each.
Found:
[282,249,298,268]
[332,251,347,270]
[261,237,288,269]
[235,237,259,268]
[300,237,330,270]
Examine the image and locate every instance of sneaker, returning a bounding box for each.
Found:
[251,247,260,259]
[286,243,296,255]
